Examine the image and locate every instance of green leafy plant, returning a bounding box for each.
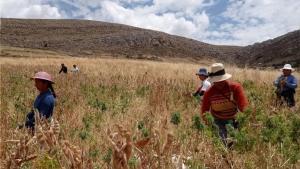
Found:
[192,114,204,131]
[88,99,107,112]
[128,156,139,169]
[171,112,181,125]
[102,148,112,164]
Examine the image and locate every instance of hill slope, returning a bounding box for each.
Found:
[1,18,299,67]
[241,30,300,67]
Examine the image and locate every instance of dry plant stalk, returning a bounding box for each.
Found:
[106,116,176,169]
[61,140,84,169]
[5,110,93,169]
[107,124,133,169]
[5,135,38,169]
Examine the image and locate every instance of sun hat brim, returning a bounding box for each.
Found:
[196,73,208,76]
[30,76,55,84]
[280,68,295,72]
[208,73,232,83]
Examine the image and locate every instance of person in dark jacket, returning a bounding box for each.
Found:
[25,71,56,130]
[59,63,68,74]
[274,64,297,107]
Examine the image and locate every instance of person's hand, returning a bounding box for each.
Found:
[280,80,286,86]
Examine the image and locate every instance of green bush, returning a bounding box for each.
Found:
[171,112,181,125]
[192,114,204,131]
[35,154,60,169]
[261,116,288,143]
[128,156,139,169]
[137,120,145,130]
[290,115,300,144]
[102,148,113,164]
[79,130,89,140]
[88,99,107,112]
[141,127,150,137]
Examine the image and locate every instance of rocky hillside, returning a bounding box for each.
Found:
[1,18,299,67]
[242,30,300,68]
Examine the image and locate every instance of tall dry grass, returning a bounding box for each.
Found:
[1,57,299,169]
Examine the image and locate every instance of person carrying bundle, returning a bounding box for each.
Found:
[274,64,297,107]
[201,63,248,147]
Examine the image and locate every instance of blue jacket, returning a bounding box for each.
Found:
[274,75,297,92]
[34,90,55,118]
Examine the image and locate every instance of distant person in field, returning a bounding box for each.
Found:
[25,71,56,130]
[201,63,248,147]
[192,68,211,98]
[71,64,79,73]
[274,64,297,107]
[59,63,68,74]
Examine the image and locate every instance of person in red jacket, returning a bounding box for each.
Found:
[201,63,248,147]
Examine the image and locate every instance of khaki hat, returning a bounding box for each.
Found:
[207,63,232,83]
[280,64,295,71]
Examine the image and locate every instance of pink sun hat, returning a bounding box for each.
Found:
[31,71,54,83]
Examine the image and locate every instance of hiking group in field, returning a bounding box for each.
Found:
[21,62,298,149]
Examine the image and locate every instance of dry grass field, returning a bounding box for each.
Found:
[0,51,299,168]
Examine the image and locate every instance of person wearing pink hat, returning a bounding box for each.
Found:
[25,71,56,129]
[274,64,297,107]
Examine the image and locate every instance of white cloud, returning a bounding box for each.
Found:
[1,0,299,46]
[211,0,300,45]
[81,0,211,39]
[0,0,61,19]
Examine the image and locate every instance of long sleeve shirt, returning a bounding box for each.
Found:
[34,90,55,118]
[201,81,248,120]
[193,79,211,96]
[59,66,68,74]
[274,75,297,91]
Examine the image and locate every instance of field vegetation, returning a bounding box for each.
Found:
[0,55,299,169]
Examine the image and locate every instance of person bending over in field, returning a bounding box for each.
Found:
[274,64,297,107]
[201,63,248,147]
[70,64,79,73]
[192,68,211,98]
[59,63,68,74]
[25,71,56,130]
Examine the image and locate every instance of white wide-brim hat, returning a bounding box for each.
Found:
[280,64,295,71]
[208,63,232,83]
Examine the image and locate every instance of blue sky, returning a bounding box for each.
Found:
[1,0,300,46]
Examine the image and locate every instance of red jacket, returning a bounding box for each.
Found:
[201,81,248,120]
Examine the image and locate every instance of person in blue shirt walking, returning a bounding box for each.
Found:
[274,64,297,107]
[25,71,56,129]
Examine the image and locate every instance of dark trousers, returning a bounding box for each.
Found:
[276,89,295,107]
[25,111,35,129]
[214,119,238,146]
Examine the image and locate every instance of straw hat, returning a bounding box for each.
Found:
[31,71,54,83]
[280,64,295,71]
[207,63,232,83]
